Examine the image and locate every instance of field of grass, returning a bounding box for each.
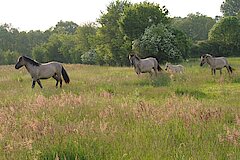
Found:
[0,58,240,159]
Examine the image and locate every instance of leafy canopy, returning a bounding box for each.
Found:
[120,1,169,40]
[221,0,240,16]
[208,16,240,46]
[137,23,190,63]
[172,13,215,41]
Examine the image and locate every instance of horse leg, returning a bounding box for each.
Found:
[226,66,231,75]
[154,68,158,76]
[149,71,153,77]
[56,72,63,88]
[32,80,36,89]
[52,74,59,88]
[36,79,43,88]
[213,69,216,75]
[220,69,222,75]
[60,78,63,88]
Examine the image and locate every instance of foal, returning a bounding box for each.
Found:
[165,63,184,74]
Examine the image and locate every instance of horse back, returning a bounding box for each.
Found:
[168,64,184,73]
[137,57,158,72]
[141,57,158,66]
[43,61,61,66]
[214,57,229,67]
[38,62,62,78]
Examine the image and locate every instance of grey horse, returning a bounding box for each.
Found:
[165,63,184,74]
[200,54,233,75]
[129,54,162,76]
[15,55,70,88]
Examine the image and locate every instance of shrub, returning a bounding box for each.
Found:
[175,88,207,99]
[81,50,98,65]
[138,73,171,87]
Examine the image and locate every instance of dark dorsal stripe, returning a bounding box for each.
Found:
[23,56,41,66]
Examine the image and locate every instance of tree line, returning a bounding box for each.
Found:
[0,0,240,65]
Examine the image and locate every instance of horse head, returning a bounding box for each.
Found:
[165,63,170,71]
[128,54,134,66]
[129,53,140,66]
[15,56,25,69]
[200,54,212,66]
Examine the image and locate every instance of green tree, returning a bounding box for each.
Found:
[32,45,48,62]
[42,34,64,62]
[33,23,97,63]
[27,30,51,50]
[2,50,20,64]
[208,16,240,56]
[120,1,169,40]
[95,0,131,65]
[0,23,50,64]
[15,31,30,54]
[221,0,240,16]
[172,29,191,59]
[209,16,240,44]
[58,34,78,63]
[74,23,97,54]
[53,21,78,34]
[0,24,17,52]
[172,13,215,41]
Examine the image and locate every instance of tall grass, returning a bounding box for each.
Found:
[0,58,240,159]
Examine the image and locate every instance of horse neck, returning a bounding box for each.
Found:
[132,57,140,68]
[24,62,37,75]
[206,57,214,66]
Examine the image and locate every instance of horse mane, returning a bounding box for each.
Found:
[205,54,212,57]
[134,54,141,60]
[23,56,41,66]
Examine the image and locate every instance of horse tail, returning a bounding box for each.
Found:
[62,66,70,83]
[229,65,234,73]
[157,64,163,71]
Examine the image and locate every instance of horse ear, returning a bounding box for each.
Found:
[128,54,133,60]
[129,52,134,56]
[204,54,211,58]
[135,54,140,60]
[18,56,23,61]
[22,55,27,60]
[207,54,212,57]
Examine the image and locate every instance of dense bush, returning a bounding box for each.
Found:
[81,50,98,65]
[190,40,240,58]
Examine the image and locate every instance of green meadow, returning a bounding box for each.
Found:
[0,58,240,159]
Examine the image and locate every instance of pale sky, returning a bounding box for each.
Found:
[0,0,223,31]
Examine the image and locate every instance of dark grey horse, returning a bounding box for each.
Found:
[200,54,233,75]
[129,54,162,76]
[15,56,70,88]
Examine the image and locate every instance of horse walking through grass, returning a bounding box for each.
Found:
[165,63,184,74]
[200,54,233,75]
[15,56,70,88]
[129,53,162,76]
